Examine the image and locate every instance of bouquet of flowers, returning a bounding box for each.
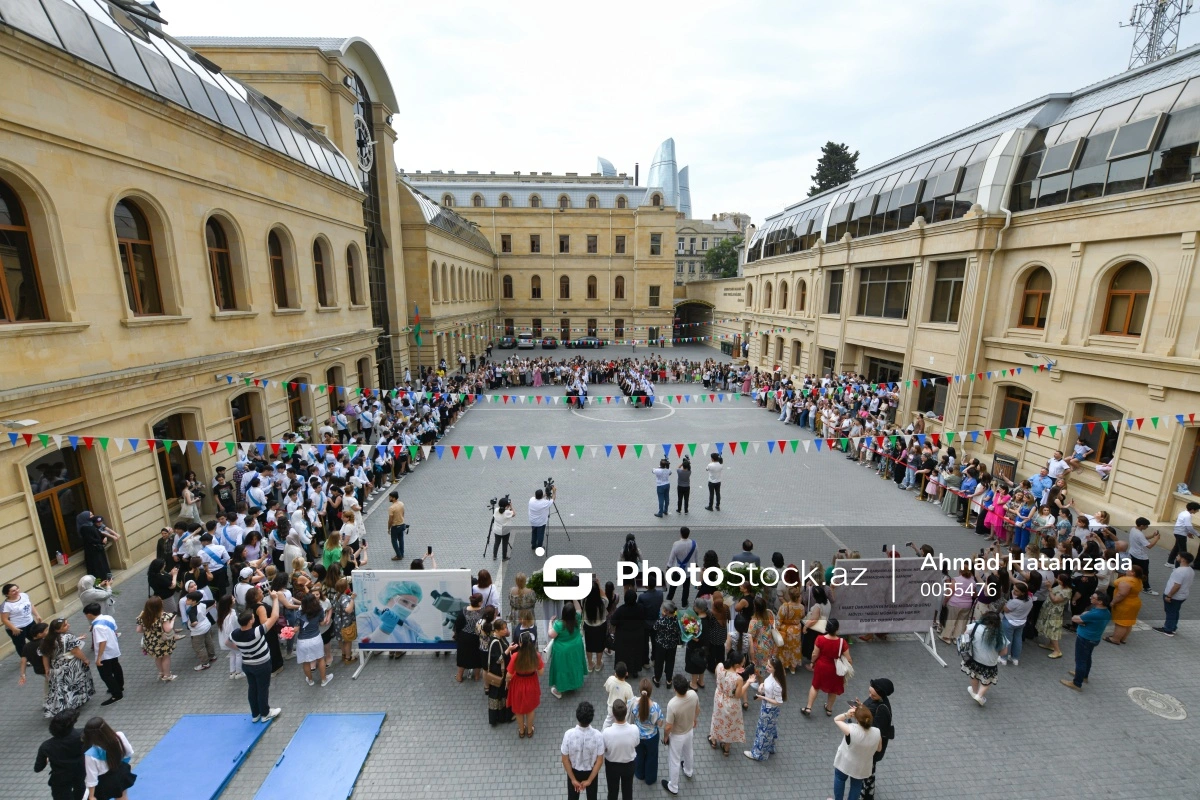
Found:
[678,610,701,643]
[527,568,578,602]
[278,625,296,641]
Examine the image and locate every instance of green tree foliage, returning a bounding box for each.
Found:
[704,235,744,278]
[808,141,859,196]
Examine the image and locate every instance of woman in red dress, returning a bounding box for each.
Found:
[506,633,544,739]
[803,618,851,717]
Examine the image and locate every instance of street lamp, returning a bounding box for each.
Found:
[215,371,255,382]
[1023,352,1058,370]
[0,419,39,429]
[314,347,344,358]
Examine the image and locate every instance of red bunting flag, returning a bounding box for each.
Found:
[209,441,220,453]
[451,445,460,459]
[617,444,627,458]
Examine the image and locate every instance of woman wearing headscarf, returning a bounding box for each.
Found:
[859,678,894,800]
[78,512,119,581]
[484,619,514,726]
[610,589,645,679]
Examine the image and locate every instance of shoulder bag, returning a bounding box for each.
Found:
[834,637,854,679]
[769,612,784,648]
[483,640,506,687]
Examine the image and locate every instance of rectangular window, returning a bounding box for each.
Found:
[702,237,708,250]
[560,318,570,341]
[649,285,661,307]
[650,234,662,255]
[532,319,542,337]
[826,270,844,315]
[530,234,540,253]
[677,262,684,273]
[500,234,511,253]
[504,318,514,336]
[821,348,837,376]
[1183,429,1200,495]
[689,237,696,253]
[916,371,947,417]
[929,259,966,323]
[615,235,626,254]
[865,356,903,385]
[855,264,911,319]
[587,318,597,336]
[587,235,598,254]
[559,235,570,253]
[614,318,624,339]
[688,262,696,273]
[677,237,685,253]
[1000,387,1033,432]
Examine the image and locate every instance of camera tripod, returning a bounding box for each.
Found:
[541,492,571,555]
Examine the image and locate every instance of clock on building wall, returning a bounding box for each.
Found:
[354,115,374,173]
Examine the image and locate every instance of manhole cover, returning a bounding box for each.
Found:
[1128,688,1187,720]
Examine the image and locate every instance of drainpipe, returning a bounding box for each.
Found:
[958,130,1025,434]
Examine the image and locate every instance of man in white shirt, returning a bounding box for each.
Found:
[602,699,638,800]
[84,602,123,705]
[215,512,244,553]
[1154,551,1195,636]
[1126,517,1161,594]
[1046,451,1070,480]
[1167,502,1199,568]
[653,460,672,518]
[528,487,555,552]
[197,533,231,598]
[665,527,699,615]
[703,453,723,511]
[560,701,605,800]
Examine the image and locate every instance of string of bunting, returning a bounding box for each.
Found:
[6,412,1194,461]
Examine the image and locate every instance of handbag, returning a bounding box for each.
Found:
[956,623,976,661]
[834,637,854,678]
[769,614,784,648]
[340,622,358,643]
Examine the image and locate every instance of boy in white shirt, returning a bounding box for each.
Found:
[602,662,634,728]
[184,591,217,671]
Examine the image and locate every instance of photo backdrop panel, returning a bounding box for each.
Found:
[354,569,472,650]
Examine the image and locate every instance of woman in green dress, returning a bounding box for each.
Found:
[547,602,587,698]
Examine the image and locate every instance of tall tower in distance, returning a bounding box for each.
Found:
[1123,0,1194,69]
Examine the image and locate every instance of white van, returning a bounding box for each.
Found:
[516,333,536,349]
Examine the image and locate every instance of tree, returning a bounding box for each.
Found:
[704,235,743,278]
[808,141,859,196]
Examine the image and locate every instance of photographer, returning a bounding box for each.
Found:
[491,496,516,561]
[529,483,555,552]
[704,452,724,512]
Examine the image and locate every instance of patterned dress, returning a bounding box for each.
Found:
[486,635,514,725]
[708,664,745,744]
[747,675,783,760]
[748,613,777,676]
[1037,586,1071,641]
[137,612,176,658]
[776,602,804,670]
[43,634,94,718]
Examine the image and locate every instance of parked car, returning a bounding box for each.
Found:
[541,336,558,349]
[516,333,536,349]
[571,336,605,349]
[498,336,517,349]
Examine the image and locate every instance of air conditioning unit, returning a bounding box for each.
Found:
[1190,156,1200,179]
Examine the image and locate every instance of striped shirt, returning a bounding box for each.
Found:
[230,623,270,665]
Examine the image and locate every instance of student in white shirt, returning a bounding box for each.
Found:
[184,591,218,670]
[84,602,123,705]
[602,699,639,798]
[82,718,134,799]
[704,453,724,511]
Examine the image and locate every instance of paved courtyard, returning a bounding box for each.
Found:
[5,346,1196,799]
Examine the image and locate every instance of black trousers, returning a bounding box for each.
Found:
[605,760,635,800]
[1167,534,1189,564]
[493,533,511,560]
[567,767,599,800]
[50,780,87,800]
[96,657,124,698]
[243,661,272,718]
[653,641,677,683]
[706,482,721,509]
[676,487,690,513]
[666,579,691,610]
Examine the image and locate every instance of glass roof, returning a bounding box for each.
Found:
[0,0,360,190]
[405,184,494,253]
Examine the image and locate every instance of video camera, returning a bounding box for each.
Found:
[543,477,555,493]
[488,494,512,510]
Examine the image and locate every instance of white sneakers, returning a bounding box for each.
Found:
[321,674,334,687]
[264,708,281,721]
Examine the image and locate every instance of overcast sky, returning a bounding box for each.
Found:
[165,0,1198,225]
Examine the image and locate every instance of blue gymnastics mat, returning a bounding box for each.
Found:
[254,713,386,800]
[130,714,272,800]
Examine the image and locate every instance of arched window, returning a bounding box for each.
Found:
[441,263,448,302]
[529,194,542,208]
[616,196,628,209]
[587,195,599,209]
[614,275,625,300]
[152,413,200,507]
[114,199,163,315]
[231,391,264,442]
[472,194,483,207]
[0,178,47,322]
[1077,401,1123,464]
[442,194,454,207]
[1018,267,1051,329]
[313,240,333,307]
[268,230,296,308]
[796,280,807,312]
[764,282,773,309]
[745,283,753,306]
[559,275,570,299]
[346,246,361,306]
[500,195,511,208]
[285,378,312,435]
[779,280,789,310]
[430,260,440,302]
[651,193,662,206]
[1102,262,1151,336]
[587,275,598,299]
[502,274,513,299]
[458,266,465,301]
[205,218,236,310]
[558,195,570,209]
[531,275,542,299]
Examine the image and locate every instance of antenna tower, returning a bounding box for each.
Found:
[1122,1,1194,69]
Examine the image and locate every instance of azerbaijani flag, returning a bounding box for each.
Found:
[413,303,422,346]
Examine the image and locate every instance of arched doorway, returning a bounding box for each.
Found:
[673,300,713,346]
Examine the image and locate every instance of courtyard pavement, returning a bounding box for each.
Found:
[4,345,1196,799]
